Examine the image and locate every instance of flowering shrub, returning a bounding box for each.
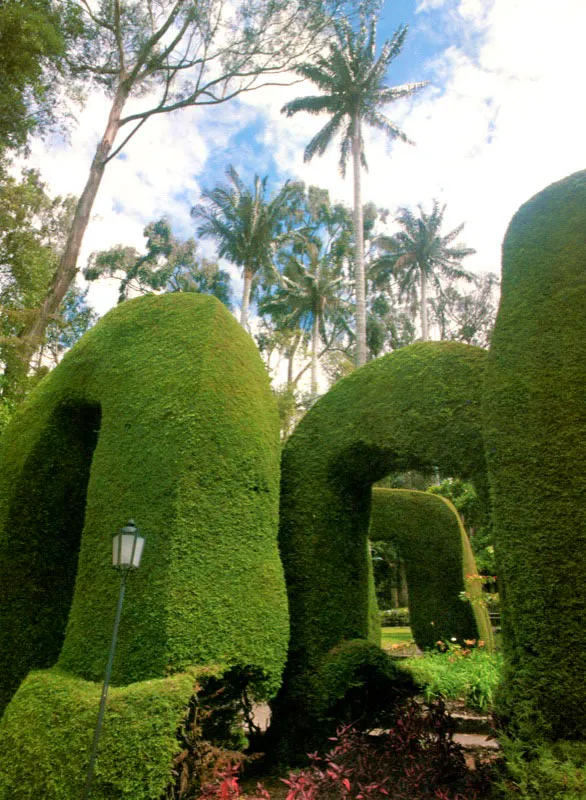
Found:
[281,700,491,800]
[200,764,270,800]
[199,701,492,800]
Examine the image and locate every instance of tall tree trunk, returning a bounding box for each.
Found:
[351,115,367,368]
[420,267,429,341]
[240,268,253,327]
[310,314,319,398]
[398,559,409,607]
[287,331,301,388]
[11,82,131,380]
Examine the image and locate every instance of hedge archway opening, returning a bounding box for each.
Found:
[369,488,493,651]
[271,340,490,758]
[0,293,287,799]
[0,401,101,709]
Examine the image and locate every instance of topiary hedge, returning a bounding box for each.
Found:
[0,294,288,790]
[310,639,418,724]
[271,341,489,757]
[483,169,586,741]
[369,488,493,651]
[0,667,206,800]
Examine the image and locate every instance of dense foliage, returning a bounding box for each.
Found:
[0,294,287,717]
[0,667,203,800]
[85,217,233,307]
[280,701,491,800]
[0,0,79,154]
[483,169,586,742]
[271,340,489,759]
[0,169,95,416]
[404,644,503,713]
[369,488,492,650]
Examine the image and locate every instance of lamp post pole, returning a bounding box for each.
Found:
[82,521,144,800]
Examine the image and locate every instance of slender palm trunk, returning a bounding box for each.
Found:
[420,267,429,341]
[8,82,131,387]
[311,314,319,398]
[351,115,367,368]
[287,331,302,388]
[240,268,253,327]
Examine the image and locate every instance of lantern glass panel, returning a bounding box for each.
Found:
[112,533,144,568]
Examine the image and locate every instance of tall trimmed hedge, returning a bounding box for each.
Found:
[272,341,489,756]
[0,294,288,791]
[0,667,205,800]
[370,488,493,650]
[483,170,586,740]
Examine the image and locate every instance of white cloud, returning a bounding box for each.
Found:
[24,0,586,325]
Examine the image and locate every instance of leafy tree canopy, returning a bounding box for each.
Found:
[0,169,95,418]
[0,0,81,155]
[192,167,294,324]
[15,0,343,377]
[85,217,233,308]
[375,199,476,341]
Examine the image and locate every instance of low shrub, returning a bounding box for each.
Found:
[403,642,503,713]
[380,608,410,627]
[165,666,267,799]
[494,736,586,799]
[266,641,420,769]
[202,701,492,800]
[310,640,419,734]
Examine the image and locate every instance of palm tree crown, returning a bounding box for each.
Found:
[192,166,294,326]
[282,17,426,175]
[281,7,427,366]
[376,200,476,341]
[262,241,348,399]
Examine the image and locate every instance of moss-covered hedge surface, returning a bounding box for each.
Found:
[271,341,488,757]
[0,294,288,718]
[370,488,493,651]
[0,667,207,800]
[483,170,586,741]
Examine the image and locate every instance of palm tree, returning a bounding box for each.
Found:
[281,8,426,367]
[376,200,476,341]
[192,167,295,327]
[262,242,348,398]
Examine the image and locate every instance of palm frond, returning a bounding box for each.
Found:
[339,124,353,176]
[281,94,338,118]
[304,111,345,162]
[376,24,408,72]
[377,81,428,105]
[365,110,414,145]
[293,62,338,92]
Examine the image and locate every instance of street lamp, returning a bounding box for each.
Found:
[82,520,145,800]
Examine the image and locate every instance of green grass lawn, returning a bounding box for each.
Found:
[380,626,417,656]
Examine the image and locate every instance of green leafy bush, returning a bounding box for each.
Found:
[496,737,586,799]
[483,168,586,738]
[273,341,490,758]
[0,293,287,709]
[381,608,410,627]
[0,667,203,800]
[403,644,503,713]
[310,640,418,731]
[370,489,493,651]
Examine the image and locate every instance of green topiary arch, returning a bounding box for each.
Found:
[370,488,493,651]
[0,293,288,798]
[484,169,586,741]
[271,340,490,755]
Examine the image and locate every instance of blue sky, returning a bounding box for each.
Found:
[27,0,586,326]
